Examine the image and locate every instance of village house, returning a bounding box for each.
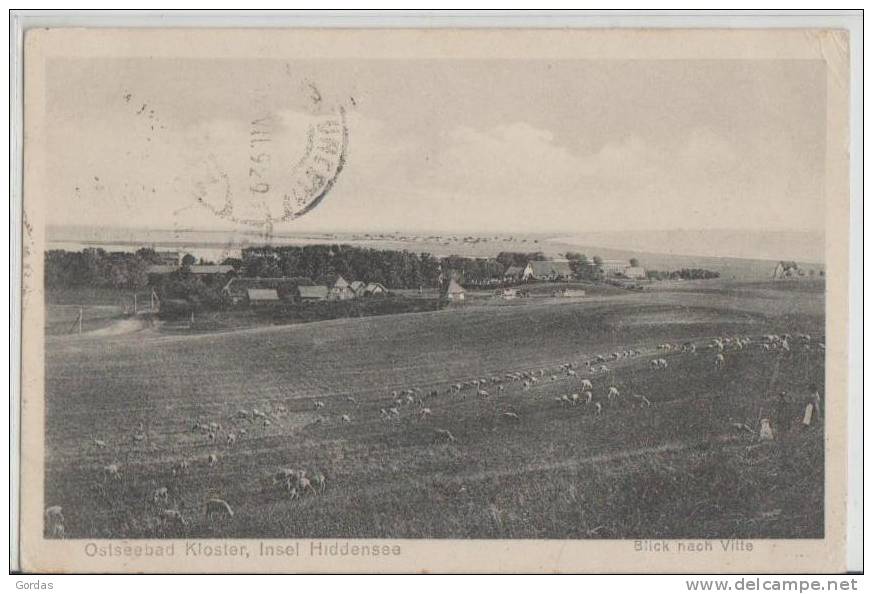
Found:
[297,285,329,302]
[555,288,587,298]
[146,263,235,286]
[320,274,356,301]
[623,266,647,279]
[349,280,366,297]
[528,260,574,281]
[363,282,388,296]
[246,288,280,306]
[221,277,314,305]
[598,260,628,276]
[443,279,465,302]
[154,251,180,266]
[504,263,534,282]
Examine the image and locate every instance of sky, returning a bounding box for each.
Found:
[44,58,827,234]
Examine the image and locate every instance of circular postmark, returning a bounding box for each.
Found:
[191,80,349,235]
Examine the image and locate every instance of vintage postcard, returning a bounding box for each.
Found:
[15,24,854,573]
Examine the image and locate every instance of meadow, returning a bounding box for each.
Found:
[43,278,825,539]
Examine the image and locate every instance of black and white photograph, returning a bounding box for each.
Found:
[13,19,859,574]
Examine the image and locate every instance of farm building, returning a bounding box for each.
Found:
[529,260,574,281]
[555,288,586,298]
[599,260,628,276]
[221,277,314,305]
[363,282,388,296]
[443,279,465,302]
[504,263,533,282]
[146,263,235,286]
[349,280,366,296]
[298,285,329,302]
[320,274,356,301]
[623,266,647,279]
[154,251,180,266]
[246,289,280,305]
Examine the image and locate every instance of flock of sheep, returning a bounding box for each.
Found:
[46,330,822,538]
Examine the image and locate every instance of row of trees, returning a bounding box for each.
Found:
[645,268,721,281]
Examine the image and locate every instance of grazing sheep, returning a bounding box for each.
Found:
[91,436,107,448]
[311,472,326,494]
[152,487,169,504]
[341,414,352,424]
[497,385,505,393]
[103,463,121,480]
[172,460,189,476]
[273,468,304,484]
[297,475,317,496]
[346,396,358,405]
[570,393,580,405]
[204,498,234,519]
[632,394,652,407]
[759,418,774,441]
[477,389,490,398]
[715,353,725,369]
[502,411,520,421]
[435,428,456,442]
[160,509,187,527]
[236,409,250,420]
[226,432,237,445]
[419,407,433,419]
[133,433,146,442]
[594,402,603,415]
[584,391,593,405]
[314,400,325,409]
[580,379,593,390]
[607,386,620,401]
[567,369,577,377]
[208,453,218,466]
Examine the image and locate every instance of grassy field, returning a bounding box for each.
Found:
[44,278,825,539]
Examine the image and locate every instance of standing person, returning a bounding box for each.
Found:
[775,391,793,439]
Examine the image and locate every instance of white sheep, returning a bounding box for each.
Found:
[161,509,187,527]
[607,386,620,401]
[208,453,219,466]
[341,414,352,423]
[715,353,725,369]
[204,498,234,519]
[152,487,169,504]
[311,471,327,494]
[580,379,593,390]
[103,463,121,480]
